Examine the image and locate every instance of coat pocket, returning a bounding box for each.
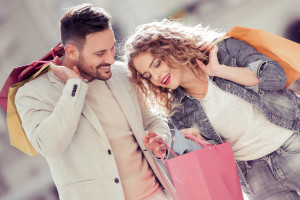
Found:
[60,179,101,200]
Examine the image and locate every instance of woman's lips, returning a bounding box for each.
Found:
[161,73,171,85]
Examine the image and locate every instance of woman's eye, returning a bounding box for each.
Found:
[155,60,161,68]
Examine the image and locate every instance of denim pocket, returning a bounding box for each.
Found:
[280,132,300,154]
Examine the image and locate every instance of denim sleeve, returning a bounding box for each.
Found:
[221,38,287,93]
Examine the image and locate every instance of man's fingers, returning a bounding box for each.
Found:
[73,66,80,75]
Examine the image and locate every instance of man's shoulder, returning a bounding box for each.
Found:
[111,61,130,76]
[18,71,52,93]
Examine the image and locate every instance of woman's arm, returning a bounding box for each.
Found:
[197,46,260,87]
[198,38,287,93]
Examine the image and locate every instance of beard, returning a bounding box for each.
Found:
[77,53,112,81]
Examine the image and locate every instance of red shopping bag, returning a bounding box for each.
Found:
[0,42,64,112]
[162,134,243,200]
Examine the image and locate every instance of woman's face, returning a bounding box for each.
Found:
[133,52,183,89]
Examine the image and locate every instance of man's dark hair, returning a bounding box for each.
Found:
[60,3,112,49]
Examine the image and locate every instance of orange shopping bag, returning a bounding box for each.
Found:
[161,134,244,200]
[210,26,300,94]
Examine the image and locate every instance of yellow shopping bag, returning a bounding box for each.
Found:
[6,63,51,156]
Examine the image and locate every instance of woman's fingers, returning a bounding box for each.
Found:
[199,44,210,51]
[209,45,219,62]
[181,128,200,135]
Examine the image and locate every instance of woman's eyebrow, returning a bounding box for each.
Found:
[142,58,155,76]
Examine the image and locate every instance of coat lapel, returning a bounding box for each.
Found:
[105,74,145,146]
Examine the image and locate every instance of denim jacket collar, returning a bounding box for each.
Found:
[173,86,188,103]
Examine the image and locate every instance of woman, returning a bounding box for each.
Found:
[124,19,300,200]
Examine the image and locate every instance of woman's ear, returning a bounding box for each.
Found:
[64,44,79,60]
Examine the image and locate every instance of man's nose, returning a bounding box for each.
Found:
[105,51,115,64]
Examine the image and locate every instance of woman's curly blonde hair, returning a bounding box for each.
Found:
[124,19,222,115]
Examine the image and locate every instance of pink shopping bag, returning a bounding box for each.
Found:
[162,134,243,200]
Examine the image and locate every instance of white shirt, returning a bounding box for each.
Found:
[199,78,293,161]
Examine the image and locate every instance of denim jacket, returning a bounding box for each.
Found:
[169,38,300,193]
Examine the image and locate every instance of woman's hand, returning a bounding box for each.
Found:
[198,45,260,86]
[180,128,210,144]
[143,131,167,158]
[197,45,223,77]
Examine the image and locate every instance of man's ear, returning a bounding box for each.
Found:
[65,44,79,60]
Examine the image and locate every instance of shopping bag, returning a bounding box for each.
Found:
[161,134,243,200]
[7,63,53,156]
[0,42,63,156]
[209,26,300,94]
[0,42,63,112]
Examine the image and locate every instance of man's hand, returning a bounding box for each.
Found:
[51,65,85,83]
[143,131,167,159]
[53,56,63,65]
[180,128,210,144]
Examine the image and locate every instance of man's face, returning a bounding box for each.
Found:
[76,28,116,81]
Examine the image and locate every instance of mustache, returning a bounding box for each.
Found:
[96,63,111,68]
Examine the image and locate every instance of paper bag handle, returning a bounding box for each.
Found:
[184,133,214,148]
[152,132,213,163]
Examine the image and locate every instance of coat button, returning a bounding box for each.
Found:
[108,149,112,155]
[226,84,231,89]
[114,178,119,184]
[188,119,192,125]
[251,97,256,102]
[271,115,276,120]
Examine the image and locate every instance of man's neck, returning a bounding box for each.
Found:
[61,56,93,82]
[61,56,73,70]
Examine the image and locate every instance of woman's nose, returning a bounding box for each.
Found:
[152,70,161,82]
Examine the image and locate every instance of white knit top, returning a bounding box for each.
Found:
[199,78,293,161]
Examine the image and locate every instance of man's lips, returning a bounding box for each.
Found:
[98,65,111,72]
[160,73,171,85]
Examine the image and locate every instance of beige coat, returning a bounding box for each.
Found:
[15,62,178,200]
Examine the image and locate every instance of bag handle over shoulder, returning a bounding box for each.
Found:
[206,35,230,52]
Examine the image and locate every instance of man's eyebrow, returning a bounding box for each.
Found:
[142,58,155,76]
[94,42,116,54]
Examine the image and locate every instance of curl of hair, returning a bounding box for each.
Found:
[124,19,222,115]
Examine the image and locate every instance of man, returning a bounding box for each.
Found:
[15,3,177,200]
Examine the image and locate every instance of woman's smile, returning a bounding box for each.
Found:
[161,73,171,85]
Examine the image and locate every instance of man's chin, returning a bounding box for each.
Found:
[97,72,112,81]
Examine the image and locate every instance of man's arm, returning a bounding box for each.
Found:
[16,68,87,157]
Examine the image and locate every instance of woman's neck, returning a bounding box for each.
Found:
[180,69,208,98]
